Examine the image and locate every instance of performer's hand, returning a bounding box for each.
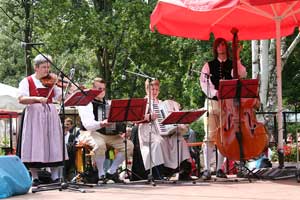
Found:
[37,97,48,104]
[145,113,157,121]
[216,91,219,99]
[120,132,128,139]
[125,127,132,138]
[151,113,158,120]
[100,119,111,128]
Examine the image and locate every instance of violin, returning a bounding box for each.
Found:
[40,73,69,88]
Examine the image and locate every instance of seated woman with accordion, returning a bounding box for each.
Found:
[135,79,193,181]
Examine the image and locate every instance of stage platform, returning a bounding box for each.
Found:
[7,175,300,200]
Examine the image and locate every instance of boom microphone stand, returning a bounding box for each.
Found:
[191,68,214,178]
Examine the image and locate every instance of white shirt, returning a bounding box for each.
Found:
[65,132,70,145]
[77,102,101,131]
[65,128,80,145]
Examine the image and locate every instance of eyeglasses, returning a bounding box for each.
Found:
[96,88,105,91]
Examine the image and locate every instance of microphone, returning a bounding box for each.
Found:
[188,62,211,79]
[188,63,193,79]
[121,56,129,80]
[121,69,127,80]
[69,67,75,79]
[20,42,44,48]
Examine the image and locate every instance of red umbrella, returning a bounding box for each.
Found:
[150,0,300,151]
[150,0,300,40]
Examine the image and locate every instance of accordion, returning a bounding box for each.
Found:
[152,100,177,136]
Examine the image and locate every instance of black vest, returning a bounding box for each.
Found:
[91,99,125,135]
[208,58,233,91]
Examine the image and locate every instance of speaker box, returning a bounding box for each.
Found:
[0,155,31,198]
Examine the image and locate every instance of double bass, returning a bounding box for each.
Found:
[215,29,269,161]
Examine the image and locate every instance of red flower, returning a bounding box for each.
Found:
[283,145,292,156]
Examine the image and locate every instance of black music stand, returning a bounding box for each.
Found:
[107,98,147,182]
[218,79,259,181]
[32,89,102,193]
[161,109,206,183]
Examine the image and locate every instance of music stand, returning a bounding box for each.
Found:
[32,89,102,193]
[219,79,259,99]
[218,79,259,181]
[161,109,206,182]
[107,98,147,182]
[64,89,102,107]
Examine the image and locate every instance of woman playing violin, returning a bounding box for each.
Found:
[17,54,67,186]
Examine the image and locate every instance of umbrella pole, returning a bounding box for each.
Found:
[276,20,284,168]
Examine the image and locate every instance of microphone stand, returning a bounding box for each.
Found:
[124,69,157,186]
[29,46,92,193]
[193,69,213,178]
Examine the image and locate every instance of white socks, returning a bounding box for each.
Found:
[30,168,39,180]
[95,153,125,177]
[95,155,105,178]
[203,142,214,172]
[107,152,125,174]
[50,167,60,180]
[30,167,61,181]
[216,150,225,171]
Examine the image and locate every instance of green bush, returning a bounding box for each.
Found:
[271,145,300,162]
[190,119,205,142]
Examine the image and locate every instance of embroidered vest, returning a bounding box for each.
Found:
[91,99,125,135]
[208,58,233,91]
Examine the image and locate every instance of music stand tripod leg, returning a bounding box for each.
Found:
[176,125,180,183]
[118,136,131,181]
[148,122,156,186]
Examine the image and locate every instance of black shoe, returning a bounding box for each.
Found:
[178,174,197,181]
[98,175,107,184]
[32,179,40,186]
[105,172,124,183]
[216,169,228,178]
[52,178,61,183]
[201,170,211,180]
[236,171,245,178]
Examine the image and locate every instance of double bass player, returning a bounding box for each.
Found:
[199,38,247,180]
